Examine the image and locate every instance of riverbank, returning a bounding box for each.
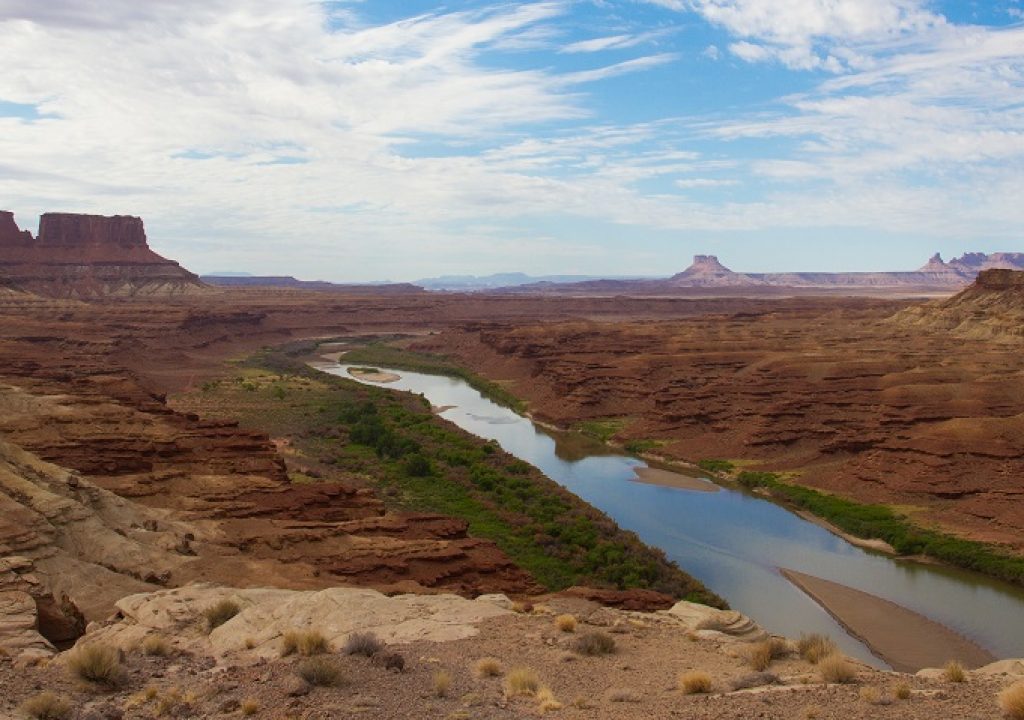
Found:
[782,569,995,672]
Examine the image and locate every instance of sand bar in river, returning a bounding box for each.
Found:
[781,568,995,673]
[632,467,720,493]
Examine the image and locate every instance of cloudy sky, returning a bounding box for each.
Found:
[1,1,1022,281]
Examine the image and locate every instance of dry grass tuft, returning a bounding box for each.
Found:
[571,631,616,656]
[893,680,912,700]
[505,667,540,697]
[679,670,713,695]
[343,631,383,657]
[944,660,967,683]
[798,634,837,665]
[555,614,577,633]
[511,601,533,614]
[296,657,344,687]
[607,688,641,703]
[67,643,123,686]
[859,686,882,704]
[999,680,1024,719]
[818,653,856,684]
[241,699,259,716]
[19,692,71,720]
[433,669,452,697]
[746,641,774,671]
[281,630,329,657]
[141,635,171,657]
[802,705,823,720]
[203,599,241,631]
[474,657,503,678]
[537,687,562,712]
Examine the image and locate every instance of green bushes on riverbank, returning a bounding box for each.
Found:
[178,348,724,607]
[737,471,1024,584]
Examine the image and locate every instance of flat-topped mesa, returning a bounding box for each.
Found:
[669,254,761,287]
[0,210,205,297]
[975,268,1024,290]
[684,254,732,274]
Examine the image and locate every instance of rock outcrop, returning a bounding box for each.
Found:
[894,269,1024,342]
[0,211,205,297]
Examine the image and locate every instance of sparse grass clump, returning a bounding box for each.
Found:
[19,692,71,720]
[241,699,259,716]
[343,631,383,657]
[203,599,241,631]
[571,631,616,656]
[893,680,912,700]
[475,657,503,678]
[555,614,577,633]
[537,687,562,712]
[141,635,171,657]
[999,680,1024,719]
[746,637,789,671]
[607,688,641,703]
[281,629,329,657]
[296,657,344,687]
[798,633,837,665]
[67,642,123,686]
[505,667,540,697]
[944,660,967,683]
[433,669,452,697]
[859,686,882,704]
[818,653,856,684]
[679,670,713,695]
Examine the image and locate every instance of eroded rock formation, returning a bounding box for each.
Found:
[0,211,205,297]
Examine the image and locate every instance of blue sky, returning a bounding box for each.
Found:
[1,0,1023,280]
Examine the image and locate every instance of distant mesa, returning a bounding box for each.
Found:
[894,268,1024,342]
[0,210,204,298]
[201,274,424,295]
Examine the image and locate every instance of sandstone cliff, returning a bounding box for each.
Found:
[0,211,206,297]
[894,269,1024,342]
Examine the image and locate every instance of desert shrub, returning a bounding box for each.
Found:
[19,692,71,720]
[505,667,540,697]
[859,686,882,704]
[746,637,788,671]
[797,633,837,665]
[343,631,383,657]
[203,599,241,631]
[999,680,1024,719]
[295,657,344,687]
[537,687,562,712]
[802,705,823,720]
[818,653,856,684]
[241,699,259,716]
[141,635,171,657]
[607,688,641,703]
[698,459,735,473]
[370,651,405,672]
[510,601,532,614]
[893,680,911,700]
[944,660,967,683]
[555,614,577,633]
[679,670,713,694]
[433,670,452,697]
[67,643,123,686]
[571,631,616,656]
[280,630,329,657]
[403,453,432,477]
[475,657,503,678]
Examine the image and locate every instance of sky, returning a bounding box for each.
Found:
[1,1,1023,281]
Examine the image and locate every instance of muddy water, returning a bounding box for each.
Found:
[326,362,1024,668]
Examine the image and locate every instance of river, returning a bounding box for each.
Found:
[323,361,1024,668]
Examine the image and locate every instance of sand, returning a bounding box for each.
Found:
[781,568,995,673]
[632,467,720,493]
[347,367,401,383]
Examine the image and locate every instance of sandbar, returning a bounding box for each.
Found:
[347,367,400,384]
[781,568,995,673]
[632,467,719,493]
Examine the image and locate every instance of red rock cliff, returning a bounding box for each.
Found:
[0,211,205,297]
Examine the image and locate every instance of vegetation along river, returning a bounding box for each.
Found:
[325,361,1024,669]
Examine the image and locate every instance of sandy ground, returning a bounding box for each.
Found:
[346,367,401,383]
[782,569,995,673]
[632,467,720,493]
[793,510,897,554]
[2,598,1015,720]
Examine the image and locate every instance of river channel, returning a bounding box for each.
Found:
[324,361,1024,668]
